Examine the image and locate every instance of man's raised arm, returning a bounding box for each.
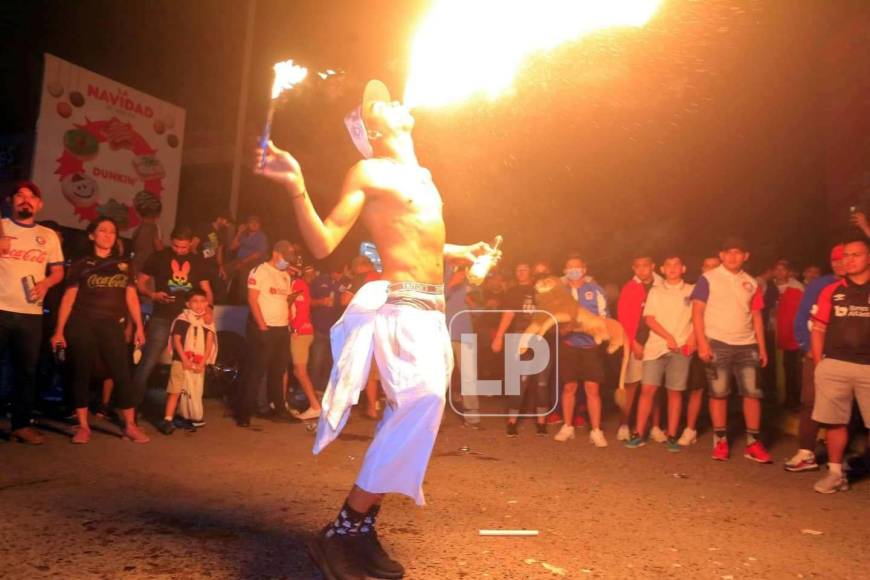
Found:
[256,141,365,259]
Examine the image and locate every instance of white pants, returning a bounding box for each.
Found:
[355,301,453,506]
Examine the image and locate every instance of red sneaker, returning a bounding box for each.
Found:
[546,413,563,425]
[572,415,587,428]
[712,439,729,461]
[744,441,773,464]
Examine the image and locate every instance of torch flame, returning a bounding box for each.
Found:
[404,0,662,109]
[271,59,309,100]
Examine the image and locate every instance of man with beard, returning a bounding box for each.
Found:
[0,182,65,444]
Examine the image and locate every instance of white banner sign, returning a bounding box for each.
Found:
[31,53,185,234]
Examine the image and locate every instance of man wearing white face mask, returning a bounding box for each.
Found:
[234,240,295,427]
[555,255,610,447]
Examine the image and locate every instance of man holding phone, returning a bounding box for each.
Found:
[134,226,213,411]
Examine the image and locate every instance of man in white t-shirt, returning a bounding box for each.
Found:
[0,182,65,445]
[692,237,771,464]
[625,255,694,451]
[234,240,295,426]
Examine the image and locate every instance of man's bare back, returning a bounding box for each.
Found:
[356,158,445,284]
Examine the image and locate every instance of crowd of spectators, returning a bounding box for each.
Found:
[1,180,869,496]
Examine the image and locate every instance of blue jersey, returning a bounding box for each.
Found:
[563,278,609,348]
[793,274,838,353]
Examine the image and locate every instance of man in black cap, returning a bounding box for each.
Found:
[256,81,493,579]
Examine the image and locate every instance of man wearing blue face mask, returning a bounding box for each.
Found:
[554,255,611,447]
[234,240,295,427]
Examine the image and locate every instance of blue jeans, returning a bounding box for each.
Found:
[132,316,173,406]
[309,331,332,392]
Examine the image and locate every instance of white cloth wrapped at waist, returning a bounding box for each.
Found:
[313,280,448,454]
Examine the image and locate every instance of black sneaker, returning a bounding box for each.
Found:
[506,422,519,438]
[350,531,405,579]
[308,530,366,580]
[536,423,547,436]
[158,419,175,435]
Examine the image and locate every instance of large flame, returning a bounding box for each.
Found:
[404,0,662,109]
[271,59,309,100]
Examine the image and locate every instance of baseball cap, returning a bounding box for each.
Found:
[12,180,42,198]
[361,80,391,130]
[830,243,845,261]
[720,236,748,252]
[273,240,296,261]
[344,79,392,159]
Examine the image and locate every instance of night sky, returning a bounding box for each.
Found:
[2,0,868,282]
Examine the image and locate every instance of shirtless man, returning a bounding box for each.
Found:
[256,80,492,580]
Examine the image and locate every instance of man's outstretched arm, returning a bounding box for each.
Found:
[444,242,497,264]
[256,141,365,259]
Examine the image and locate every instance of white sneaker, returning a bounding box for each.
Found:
[554,425,575,442]
[294,407,322,421]
[616,424,630,441]
[650,426,668,443]
[814,471,849,494]
[784,450,819,472]
[677,427,698,446]
[589,428,608,448]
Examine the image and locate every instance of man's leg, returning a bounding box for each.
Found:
[620,382,638,428]
[291,334,321,414]
[797,354,819,450]
[309,331,332,392]
[706,342,732,459]
[561,381,578,426]
[686,388,703,431]
[784,349,801,409]
[132,317,172,401]
[786,354,822,470]
[453,340,480,425]
[633,384,658,436]
[266,329,290,414]
[664,353,690,440]
[9,313,42,435]
[585,381,602,430]
[667,389,683,439]
[236,325,268,424]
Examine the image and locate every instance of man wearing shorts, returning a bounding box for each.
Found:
[784,244,845,472]
[692,237,772,463]
[677,256,721,446]
[616,254,662,441]
[625,255,694,451]
[289,256,321,421]
[809,237,870,494]
[553,255,610,447]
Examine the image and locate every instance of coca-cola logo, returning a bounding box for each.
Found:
[87,273,128,289]
[4,249,47,263]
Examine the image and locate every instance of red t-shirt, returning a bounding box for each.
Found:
[289,278,314,335]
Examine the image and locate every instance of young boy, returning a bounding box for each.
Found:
[616,255,663,441]
[625,255,694,451]
[160,289,217,433]
[692,238,771,463]
[677,256,721,446]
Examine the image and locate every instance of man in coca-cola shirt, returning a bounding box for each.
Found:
[0,181,65,445]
